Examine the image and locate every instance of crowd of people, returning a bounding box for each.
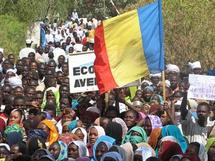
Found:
[0,12,214,161]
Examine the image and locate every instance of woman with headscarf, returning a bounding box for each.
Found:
[4,124,23,146]
[158,136,183,161]
[112,117,128,137]
[100,151,123,161]
[109,145,126,161]
[120,142,134,161]
[161,125,188,153]
[59,132,80,145]
[105,122,123,145]
[72,127,88,145]
[148,128,162,150]
[87,126,105,157]
[186,142,208,161]
[206,137,215,161]
[142,115,162,137]
[92,135,115,161]
[41,87,60,115]
[68,140,88,160]
[38,119,59,147]
[122,126,147,144]
[8,109,24,126]
[134,143,156,161]
[49,141,67,161]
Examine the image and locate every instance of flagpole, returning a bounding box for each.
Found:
[162,71,166,101]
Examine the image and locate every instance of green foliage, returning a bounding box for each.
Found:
[122,0,215,70]
[0,0,214,70]
[0,15,27,55]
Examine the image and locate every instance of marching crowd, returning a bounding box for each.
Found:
[0,11,214,161]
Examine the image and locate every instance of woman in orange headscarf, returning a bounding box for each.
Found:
[38,119,59,146]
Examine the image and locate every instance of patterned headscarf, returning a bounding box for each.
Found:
[40,119,59,146]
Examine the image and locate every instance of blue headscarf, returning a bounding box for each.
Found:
[56,141,68,161]
[161,125,188,153]
[92,135,116,161]
[68,120,78,132]
[100,151,123,161]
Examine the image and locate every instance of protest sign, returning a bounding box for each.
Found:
[69,52,98,93]
[188,74,215,101]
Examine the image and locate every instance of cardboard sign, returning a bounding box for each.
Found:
[188,74,215,101]
[69,52,98,93]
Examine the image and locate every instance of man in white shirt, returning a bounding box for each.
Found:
[19,39,36,59]
[52,42,66,64]
[181,92,214,145]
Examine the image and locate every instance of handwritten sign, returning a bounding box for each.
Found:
[69,52,98,93]
[188,74,215,101]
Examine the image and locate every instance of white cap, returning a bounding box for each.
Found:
[188,61,201,70]
[0,48,3,53]
[166,64,180,73]
[26,39,32,44]
[150,73,161,78]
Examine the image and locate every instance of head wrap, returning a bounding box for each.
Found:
[122,126,147,144]
[8,76,22,88]
[146,115,162,130]
[89,126,105,138]
[100,151,123,161]
[69,141,88,157]
[109,145,126,161]
[166,64,180,73]
[28,129,48,141]
[55,141,67,161]
[148,128,162,149]
[161,125,188,153]
[158,136,183,161]
[149,73,161,78]
[68,120,78,131]
[189,61,201,70]
[72,127,87,145]
[93,135,116,161]
[198,143,208,161]
[59,133,79,145]
[112,118,128,137]
[4,123,23,137]
[120,142,134,161]
[40,119,59,146]
[5,131,23,146]
[135,145,155,161]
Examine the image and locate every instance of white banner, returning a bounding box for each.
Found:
[69,52,98,93]
[188,74,215,101]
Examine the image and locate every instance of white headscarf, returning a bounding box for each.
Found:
[72,127,87,145]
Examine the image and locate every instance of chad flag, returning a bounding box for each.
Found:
[94,0,165,94]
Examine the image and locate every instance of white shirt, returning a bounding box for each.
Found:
[181,111,214,145]
[52,47,66,63]
[19,47,36,59]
